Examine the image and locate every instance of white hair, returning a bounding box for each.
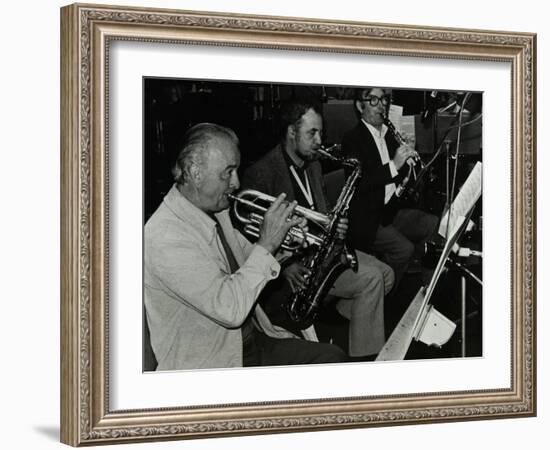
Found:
[172,123,239,185]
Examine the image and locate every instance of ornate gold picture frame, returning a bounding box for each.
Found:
[60,3,536,446]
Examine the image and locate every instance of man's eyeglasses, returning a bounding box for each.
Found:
[362,95,390,107]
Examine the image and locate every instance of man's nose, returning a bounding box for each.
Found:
[230,172,240,190]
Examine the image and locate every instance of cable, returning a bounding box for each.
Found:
[413,111,482,181]
[445,93,472,239]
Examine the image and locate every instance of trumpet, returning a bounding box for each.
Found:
[228,190,330,251]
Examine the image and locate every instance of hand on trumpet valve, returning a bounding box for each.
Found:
[256,193,302,254]
[285,217,309,249]
[293,216,310,248]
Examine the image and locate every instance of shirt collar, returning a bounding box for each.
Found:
[163,184,221,244]
[282,145,307,170]
[361,118,388,139]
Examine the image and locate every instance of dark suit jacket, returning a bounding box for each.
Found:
[240,144,330,333]
[342,122,404,253]
[241,144,329,213]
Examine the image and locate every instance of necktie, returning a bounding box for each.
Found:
[213,218,256,359]
[214,220,239,274]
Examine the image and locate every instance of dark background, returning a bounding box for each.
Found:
[143,78,482,220]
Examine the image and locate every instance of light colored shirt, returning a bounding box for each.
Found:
[144,185,293,370]
[362,119,398,204]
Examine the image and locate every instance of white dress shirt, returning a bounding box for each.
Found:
[362,119,398,204]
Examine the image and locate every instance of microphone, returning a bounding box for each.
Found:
[459,92,472,113]
[421,90,438,123]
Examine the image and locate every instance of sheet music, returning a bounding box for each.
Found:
[388,104,415,146]
[388,104,403,131]
[377,211,472,361]
[377,163,480,362]
[400,115,416,147]
[439,161,482,238]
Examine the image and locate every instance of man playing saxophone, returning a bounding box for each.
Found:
[242,100,394,361]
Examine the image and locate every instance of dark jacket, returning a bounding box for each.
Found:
[241,144,329,213]
[240,144,330,333]
[342,122,404,253]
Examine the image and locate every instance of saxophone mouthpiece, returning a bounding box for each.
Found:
[315,144,341,161]
[318,144,341,155]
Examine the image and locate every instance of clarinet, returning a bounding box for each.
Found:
[383,116,417,198]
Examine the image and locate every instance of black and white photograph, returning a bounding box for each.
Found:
[142,78,483,372]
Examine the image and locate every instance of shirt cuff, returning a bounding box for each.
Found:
[389,160,398,178]
[250,244,281,279]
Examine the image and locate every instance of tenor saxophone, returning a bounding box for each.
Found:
[285,148,362,329]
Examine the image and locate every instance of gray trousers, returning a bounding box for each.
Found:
[330,251,394,357]
[373,208,439,288]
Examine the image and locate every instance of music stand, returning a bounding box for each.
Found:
[376,163,482,361]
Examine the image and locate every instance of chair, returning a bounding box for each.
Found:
[143,305,158,371]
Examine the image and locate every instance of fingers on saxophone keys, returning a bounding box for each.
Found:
[288,279,296,292]
[295,275,308,291]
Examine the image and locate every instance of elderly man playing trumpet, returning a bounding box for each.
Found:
[144,123,346,370]
[242,100,394,361]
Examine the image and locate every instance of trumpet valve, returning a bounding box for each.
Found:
[249,212,263,226]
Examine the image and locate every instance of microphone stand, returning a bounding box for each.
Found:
[423,93,474,237]
[441,92,482,356]
[444,92,472,239]
[446,254,482,357]
[443,139,454,216]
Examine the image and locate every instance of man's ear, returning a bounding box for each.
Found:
[188,162,201,183]
[354,99,364,115]
[288,124,297,139]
